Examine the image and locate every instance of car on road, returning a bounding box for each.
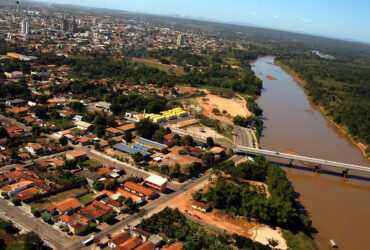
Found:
[82,235,95,246]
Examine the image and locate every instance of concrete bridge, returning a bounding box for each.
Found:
[235,146,370,175]
[169,127,370,176]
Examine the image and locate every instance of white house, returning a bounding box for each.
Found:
[74,121,92,131]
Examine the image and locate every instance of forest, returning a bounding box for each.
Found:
[207,156,312,233]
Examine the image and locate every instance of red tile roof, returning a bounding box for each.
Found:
[117,237,142,250]
[106,127,121,134]
[135,242,155,250]
[69,151,87,158]
[14,187,39,201]
[109,232,131,247]
[123,182,156,197]
[46,198,82,213]
[117,123,135,131]
[80,200,112,219]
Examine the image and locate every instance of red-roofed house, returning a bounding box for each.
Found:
[108,232,131,248]
[66,151,87,160]
[25,143,43,155]
[14,187,39,202]
[0,180,34,197]
[80,200,113,221]
[117,123,135,132]
[46,198,82,215]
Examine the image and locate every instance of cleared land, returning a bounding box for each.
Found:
[191,92,251,120]
[160,145,202,166]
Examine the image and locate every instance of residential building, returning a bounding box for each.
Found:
[123,181,158,200]
[46,198,82,215]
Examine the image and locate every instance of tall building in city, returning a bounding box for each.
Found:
[21,19,30,35]
[62,18,69,32]
[70,17,78,33]
[177,34,184,46]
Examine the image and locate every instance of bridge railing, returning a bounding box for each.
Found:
[236,146,370,173]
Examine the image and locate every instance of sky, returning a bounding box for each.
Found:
[36,0,370,43]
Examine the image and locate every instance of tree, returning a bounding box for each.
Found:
[110,103,123,115]
[152,128,165,142]
[182,135,193,146]
[69,101,85,112]
[0,220,14,234]
[192,191,202,202]
[59,136,68,146]
[0,127,8,139]
[10,197,20,206]
[201,152,215,167]
[170,163,181,179]
[24,232,47,249]
[31,125,41,137]
[93,180,104,191]
[206,137,214,147]
[123,130,133,143]
[135,119,159,139]
[268,238,279,248]
[106,179,118,190]
[132,153,144,164]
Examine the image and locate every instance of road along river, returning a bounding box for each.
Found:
[251,56,370,250]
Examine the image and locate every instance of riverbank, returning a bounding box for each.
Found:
[275,60,369,161]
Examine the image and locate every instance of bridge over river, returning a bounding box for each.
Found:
[235,146,370,175]
[170,127,370,175]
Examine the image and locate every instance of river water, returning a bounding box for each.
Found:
[251,56,370,250]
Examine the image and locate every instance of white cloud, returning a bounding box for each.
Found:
[298,17,312,23]
[250,12,258,16]
[273,15,279,19]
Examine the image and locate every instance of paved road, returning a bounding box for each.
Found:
[0,198,73,249]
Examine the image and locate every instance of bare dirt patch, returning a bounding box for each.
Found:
[194,92,251,120]
[161,145,202,167]
[265,75,278,80]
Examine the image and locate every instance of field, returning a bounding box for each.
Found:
[132,58,185,75]
[29,187,89,211]
[160,145,202,166]
[82,159,102,169]
[189,92,251,121]
[78,193,95,205]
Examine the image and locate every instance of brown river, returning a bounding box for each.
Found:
[251,56,370,250]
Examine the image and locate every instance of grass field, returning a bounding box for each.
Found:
[78,193,94,205]
[132,58,185,75]
[30,187,88,211]
[82,159,102,169]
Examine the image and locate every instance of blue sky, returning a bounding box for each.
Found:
[38,0,370,43]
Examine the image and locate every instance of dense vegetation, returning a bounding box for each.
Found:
[208,156,312,233]
[139,207,270,249]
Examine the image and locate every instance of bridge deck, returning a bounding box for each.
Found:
[236,146,370,173]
